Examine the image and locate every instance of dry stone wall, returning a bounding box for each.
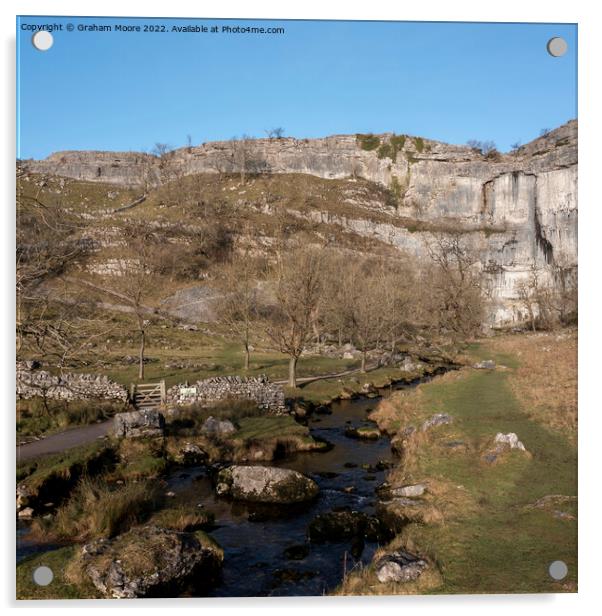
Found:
[16,362,128,403]
[167,375,286,414]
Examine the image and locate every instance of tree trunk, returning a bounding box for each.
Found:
[138,329,145,380]
[361,351,367,373]
[244,342,250,371]
[288,356,298,388]
[338,327,343,348]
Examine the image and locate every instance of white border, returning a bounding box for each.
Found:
[2,1,600,614]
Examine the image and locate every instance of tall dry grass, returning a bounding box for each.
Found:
[488,329,577,442]
[35,477,160,541]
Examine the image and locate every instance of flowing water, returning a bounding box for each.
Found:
[17,372,445,597]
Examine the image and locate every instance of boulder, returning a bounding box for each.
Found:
[200,416,236,438]
[482,432,529,463]
[180,442,208,465]
[308,510,390,543]
[377,498,433,530]
[375,550,428,584]
[18,507,34,519]
[80,525,223,599]
[215,465,319,504]
[390,484,426,498]
[494,432,526,451]
[113,409,165,439]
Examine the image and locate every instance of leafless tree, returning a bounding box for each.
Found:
[215,253,265,370]
[265,127,285,139]
[422,233,485,353]
[264,245,324,387]
[16,185,113,368]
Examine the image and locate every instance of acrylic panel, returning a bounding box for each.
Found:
[16,15,577,599]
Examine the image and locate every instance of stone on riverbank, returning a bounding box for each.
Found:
[80,525,223,598]
[215,465,319,504]
[375,550,428,584]
[113,409,165,439]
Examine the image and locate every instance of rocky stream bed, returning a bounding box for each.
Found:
[17,372,446,597]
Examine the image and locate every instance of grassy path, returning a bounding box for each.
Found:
[342,336,577,595]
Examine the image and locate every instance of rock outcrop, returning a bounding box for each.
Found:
[215,465,319,504]
[21,120,577,326]
[80,526,223,598]
[374,550,428,584]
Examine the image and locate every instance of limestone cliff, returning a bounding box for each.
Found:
[21,120,577,326]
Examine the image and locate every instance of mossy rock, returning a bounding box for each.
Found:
[216,465,319,504]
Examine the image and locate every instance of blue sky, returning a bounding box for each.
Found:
[17,17,577,159]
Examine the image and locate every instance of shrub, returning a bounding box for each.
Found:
[377,134,407,161]
[413,137,425,153]
[356,134,381,151]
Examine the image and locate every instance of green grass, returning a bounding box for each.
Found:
[17,546,101,600]
[287,364,418,404]
[233,415,309,441]
[376,342,577,594]
[356,134,381,151]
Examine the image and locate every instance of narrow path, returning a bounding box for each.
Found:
[17,419,113,463]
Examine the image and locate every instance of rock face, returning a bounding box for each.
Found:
[80,526,223,598]
[375,550,428,584]
[22,120,577,326]
[113,409,165,439]
[215,465,319,504]
[16,362,128,403]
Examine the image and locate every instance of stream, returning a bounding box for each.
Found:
[17,372,445,597]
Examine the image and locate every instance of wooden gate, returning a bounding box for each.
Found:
[130,380,166,410]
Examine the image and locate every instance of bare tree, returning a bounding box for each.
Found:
[215,253,264,370]
[266,127,285,139]
[467,140,497,156]
[231,135,254,185]
[103,224,163,379]
[264,245,324,387]
[422,233,485,353]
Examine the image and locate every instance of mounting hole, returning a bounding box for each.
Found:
[548,560,568,580]
[547,37,568,57]
[32,31,54,51]
[32,565,54,586]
